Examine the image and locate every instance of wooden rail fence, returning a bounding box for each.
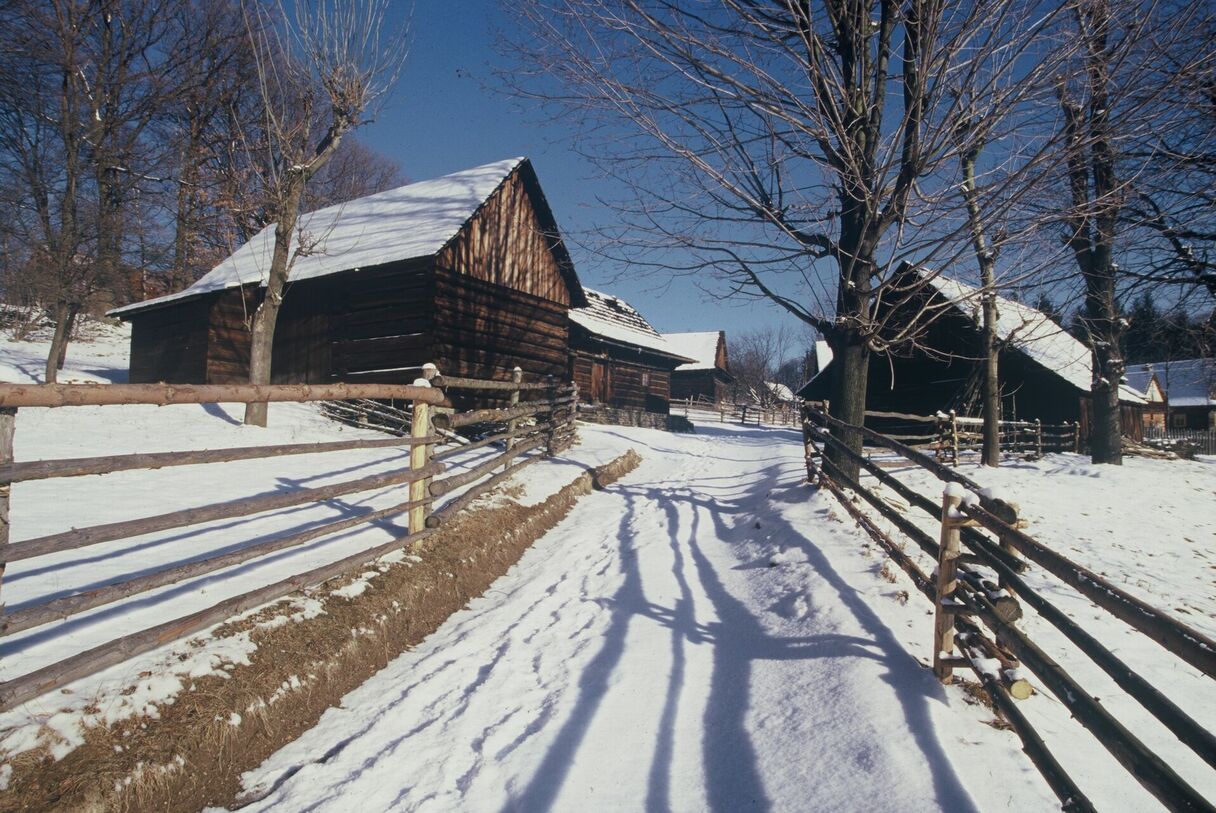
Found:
[803,402,1080,463]
[674,397,799,426]
[803,404,1215,813]
[0,368,578,712]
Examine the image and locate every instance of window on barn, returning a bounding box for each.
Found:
[1171,412,1186,428]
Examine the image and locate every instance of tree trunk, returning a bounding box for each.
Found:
[55,303,80,371]
[1073,0,1123,465]
[981,321,1000,465]
[45,301,72,384]
[960,146,1002,467]
[243,192,301,427]
[826,333,869,481]
[1085,274,1124,463]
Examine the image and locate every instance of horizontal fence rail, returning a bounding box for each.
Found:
[802,404,1216,811]
[0,381,447,408]
[0,369,579,712]
[1143,428,1216,456]
[673,397,800,426]
[802,401,1080,461]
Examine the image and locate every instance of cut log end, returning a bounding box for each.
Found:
[991,594,1023,624]
[1007,678,1034,700]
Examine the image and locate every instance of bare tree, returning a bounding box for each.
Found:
[160,0,263,291]
[0,0,178,381]
[241,0,408,426]
[1124,19,1216,303]
[955,121,1002,466]
[303,137,403,211]
[505,0,1072,477]
[730,323,805,405]
[1053,0,1211,464]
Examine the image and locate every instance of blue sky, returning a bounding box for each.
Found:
[355,0,812,345]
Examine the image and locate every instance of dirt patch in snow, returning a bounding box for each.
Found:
[2,450,641,813]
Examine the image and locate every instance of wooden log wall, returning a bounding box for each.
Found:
[204,287,257,384]
[128,298,210,384]
[670,369,727,403]
[436,167,571,306]
[328,262,434,381]
[571,349,674,413]
[432,268,569,381]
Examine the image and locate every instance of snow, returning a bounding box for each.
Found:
[763,381,795,403]
[569,289,693,361]
[0,322,640,766]
[853,449,1216,810]
[227,421,1073,813]
[4,319,1212,811]
[661,331,722,371]
[109,158,528,316]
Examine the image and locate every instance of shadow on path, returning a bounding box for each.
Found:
[510,434,978,813]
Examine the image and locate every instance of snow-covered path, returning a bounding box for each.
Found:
[235,422,1049,812]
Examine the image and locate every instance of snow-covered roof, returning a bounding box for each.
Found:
[1126,358,1215,407]
[919,270,1097,393]
[764,381,796,402]
[814,340,833,374]
[796,270,1149,403]
[662,331,723,371]
[570,290,694,362]
[112,157,576,316]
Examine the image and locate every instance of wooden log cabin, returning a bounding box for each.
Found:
[797,265,1149,437]
[568,290,694,414]
[662,331,734,403]
[110,158,586,387]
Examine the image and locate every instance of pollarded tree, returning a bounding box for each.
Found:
[240,0,407,426]
[505,0,1073,477]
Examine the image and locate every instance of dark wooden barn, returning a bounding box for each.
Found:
[110,157,586,386]
[798,267,1148,434]
[568,290,693,414]
[662,331,734,404]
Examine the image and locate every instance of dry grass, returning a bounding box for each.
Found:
[2,450,641,813]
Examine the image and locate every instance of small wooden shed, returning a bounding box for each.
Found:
[111,157,585,385]
[568,290,693,414]
[663,331,734,403]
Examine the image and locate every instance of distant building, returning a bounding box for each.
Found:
[663,331,733,404]
[110,157,585,387]
[762,381,796,405]
[568,290,694,414]
[799,266,1149,439]
[1126,359,1215,430]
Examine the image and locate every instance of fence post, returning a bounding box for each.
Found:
[1034,418,1043,457]
[935,485,964,683]
[408,365,439,535]
[950,409,959,466]
[505,366,522,471]
[0,407,15,612]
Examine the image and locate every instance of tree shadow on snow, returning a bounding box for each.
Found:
[509,436,977,813]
